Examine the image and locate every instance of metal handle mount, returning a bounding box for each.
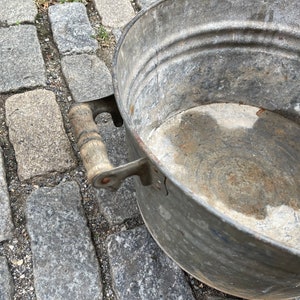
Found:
[68,95,151,190]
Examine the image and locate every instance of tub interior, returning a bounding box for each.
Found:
[115,0,300,137]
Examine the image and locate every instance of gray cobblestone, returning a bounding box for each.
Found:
[48,3,97,55]
[94,0,135,28]
[112,28,123,43]
[0,148,14,242]
[106,226,195,300]
[61,54,113,102]
[0,25,46,93]
[5,89,76,181]
[95,116,140,224]
[96,177,139,225]
[26,182,102,300]
[0,256,14,300]
[0,0,37,26]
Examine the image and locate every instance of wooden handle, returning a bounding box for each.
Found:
[69,103,113,184]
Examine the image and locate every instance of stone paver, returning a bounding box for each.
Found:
[96,177,139,225]
[0,25,46,93]
[0,148,14,242]
[112,28,123,43]
[5,89,76,181]
[26,181,102,300]
[94,0,135,28]
[0,256,14,300]
[95,116,140,224]
[48,3,97,55]
[61,54,113,102]
[106,226,195,300]
[0,0,37,26]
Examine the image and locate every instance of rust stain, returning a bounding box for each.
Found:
[227,173,237,185]
[263,177,274,193]
[289,198,300,210]
[256,107,265,117]
[178,141,198,154]
[130,104,135,115]
[275,128,285,136]
[101,177,111,184]
[148,104,300,220]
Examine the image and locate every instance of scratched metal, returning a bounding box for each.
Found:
[112,0,300,299]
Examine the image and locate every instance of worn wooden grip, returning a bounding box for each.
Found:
[68,103,113,184]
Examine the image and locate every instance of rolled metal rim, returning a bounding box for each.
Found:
[112,0,300,258]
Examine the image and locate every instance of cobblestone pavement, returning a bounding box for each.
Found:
[0,1,297,300]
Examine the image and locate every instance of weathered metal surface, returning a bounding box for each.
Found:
[69,0,300,298]
[110,0,300,299]
[147,103,300,249]
[92,156,151,190]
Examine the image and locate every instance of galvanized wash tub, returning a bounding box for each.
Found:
[69,0,300,299]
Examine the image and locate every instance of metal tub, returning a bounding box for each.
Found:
[70,0,300,298]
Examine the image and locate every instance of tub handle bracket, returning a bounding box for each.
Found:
[68,97,151,190]
[93,157,151,190]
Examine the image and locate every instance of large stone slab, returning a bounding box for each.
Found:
[106,226,195,300]
[48,3,98,55]
[0,0,38,25]
[0,25,46,93]
[5,89,76,181]
[0,256,14,300]
[94,0,135,28]
[0,148,14,242]
[94,116,140,224]
[26,182,102,300]
[61,54,113,102]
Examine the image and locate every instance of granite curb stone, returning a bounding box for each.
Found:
[0,25,46,93]
[48,3,98,55]
[61,54,113,102]
[26,181,102,300]
[106,225,195,300]
[0,148,14,242]
[0,256,14,300]
[94,0,135,28]
[5,89,76,181]
[0,0,38,26]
